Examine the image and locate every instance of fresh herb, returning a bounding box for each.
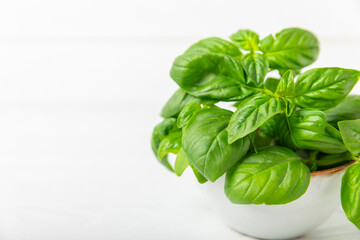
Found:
[151,27,360,230]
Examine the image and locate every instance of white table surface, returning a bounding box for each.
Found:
[0,1,360,239]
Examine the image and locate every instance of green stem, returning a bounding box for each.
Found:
[248,135,258,153]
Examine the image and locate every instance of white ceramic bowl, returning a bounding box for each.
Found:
[201,162,354,240]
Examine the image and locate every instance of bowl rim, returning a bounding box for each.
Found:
[311,160,357,176]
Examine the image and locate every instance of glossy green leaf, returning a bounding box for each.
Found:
[276,109,347,154]
[341,164,360,229]
[174,148,189,176]
[264,77,280,93]
[156,118,177,136]
[170,38,245,101]
[278,68,301,77]
[182,108,250,182]
[317,152,355,170]
[185,37,242,57]
[161,89,215,118]
[225,146,310,205]
[294,68,360,110]
[338,120,360,156]
[175,148,208,183]
[170,52,257,101]
[157,130,182,159]
[241,53,269,86]
[233,100,243,108]
[151,127,163,159]
[151,118,178,172]
[285,98,296,117]
[260,28,319,69]
[325,95,360,127]
[177,102,202,128]
[227,94,283,143]
[276,70,295,97]
[277,71,296,116]
[248,130,274,153]
[230,30,259,51]
[190,164,208,184]
[259,115,278,138]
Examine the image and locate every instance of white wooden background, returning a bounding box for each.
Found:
[0,0,360,239]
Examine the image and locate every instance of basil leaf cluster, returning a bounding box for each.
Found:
[151,27,360,230]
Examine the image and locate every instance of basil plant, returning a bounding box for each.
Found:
[151,28,360,230]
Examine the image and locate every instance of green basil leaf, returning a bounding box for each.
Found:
[294,68,360,110]
[248,130,274,153]
[275,70,295,96]
[225,146,310,205]
[233,101,243,108]
[190,164,208,184]
[174,148,189,176]
[281,98,296,117]
[175,148,208,183]
[227,94,283,143]
[259,115,278,138]
[185,37,242,57]
[159,157,173,172]
[182,108,250,182]
[278,68,301,77]
[248,133,257,153]
[276,109,347,154]
[170,38,245,101]
[177,102,202,128]
[161,89,215,118]
[338,120,360,156]
[157,130,182,159]
[230,30,259,52]
[325,95,360,127]
[170,52,257,101]
[241,53,269,87]
[264,77,280,93]
[277,70,296,117]
[151,127,163,158]
[151,118,178,172]
[317,152,355,170]
[260,28,319,69]
[341,164,360,230]
[156,118,177,137]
